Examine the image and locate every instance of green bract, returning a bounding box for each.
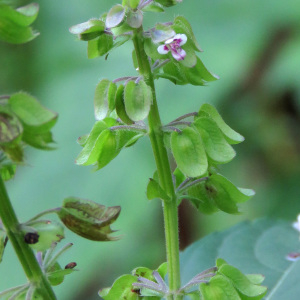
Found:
[171,127,208,178]
[0,3,39,44]
[124,80,152,122]
[193,117,236,164]
[94,79,117,120]
[106,4,126,29]
[58,197,121,241]
[69,19,105,41]
[25,221,64,252]
[197,104,244,144]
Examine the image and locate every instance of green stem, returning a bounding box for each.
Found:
[132,28,182,299]
[0,177,56,299]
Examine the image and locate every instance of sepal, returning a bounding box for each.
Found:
[57,197,121,241]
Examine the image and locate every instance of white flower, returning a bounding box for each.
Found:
[157,33,187,61]
[293,214,300,232]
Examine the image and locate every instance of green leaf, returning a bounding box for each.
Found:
[182,57,219,85]
[157,262,168,279]
[151,23,175,43]
[186,290,201,300]
[0,105,23,145]
[179,46,197,68]
[58,197,121,241]
[47,262,76,286]
[200,275,241,300]
[246,274,265,285]
[115,85,134,125]
[22,130,55,150]
[94,79,116,120]
[8,92,57,134]
[155,0,181,7]
[0,159,16,181]
[106,4,125,29]
[218,264,267,298]
[193,117,236,164]
[126,9,143,28]
[161,60,189,85]
[75,118,118,166]
[184,180,219,214]
[205,176,240,214]
[181,219,300,300]
[198,104,244,144]
[132,266,155,280]
[26,221,65,252]
[0,3,39,27]
[142,3,165,13]
[99,274,138,299]
[171,127,208,177]
[0,7,39,44]
[146,178,170,202]
[210,174,255,203]
[69,19,105,41]
[0,3,39,44]
[87,34,114,58]
[111,22,133,36]
[172,16,202,52]
[124,80,152,122]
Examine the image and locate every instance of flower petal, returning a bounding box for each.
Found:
[171,48,186,61]
[173,33,187,46]
[157,45,169,54]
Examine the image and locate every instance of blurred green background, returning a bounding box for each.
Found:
[1,0,300,299]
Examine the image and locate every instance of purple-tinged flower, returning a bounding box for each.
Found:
[157,33,187,61]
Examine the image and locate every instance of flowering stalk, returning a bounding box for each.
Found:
[0,176,56,299]
[132,27,182,300]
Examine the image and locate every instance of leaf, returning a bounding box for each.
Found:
[87,34,114,58]
[69,18,105,40]
[172,16,202,52]
[218,264,267,298]
[47,262,76,286]
[8,92,57,134]
[193,117,236,164]
[146,178,170,202]
[124,80,152,122]
[22,130,56,150]
[209,174,255,203]
[94,79,116,120]
[0,3,39,27]
[75,118,118,166]
[198,104,244,144]
[26,221,65,252]
[182,57,219,85]
[99,274,138,299]
[180,219,300,300]
[106,4,126,29]
[0,160,16,181]
[0,3,39,44]
[115,85,134,125]
[171,127,208,177]
[58,197,121,241]
[142,3,165,13]
[161,60,189,85]
[184,180,219,214]
[200,275,241,300]
[126,9,143,29]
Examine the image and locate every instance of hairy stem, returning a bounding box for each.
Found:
[0,177,56,299]
[132,27,182,299]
